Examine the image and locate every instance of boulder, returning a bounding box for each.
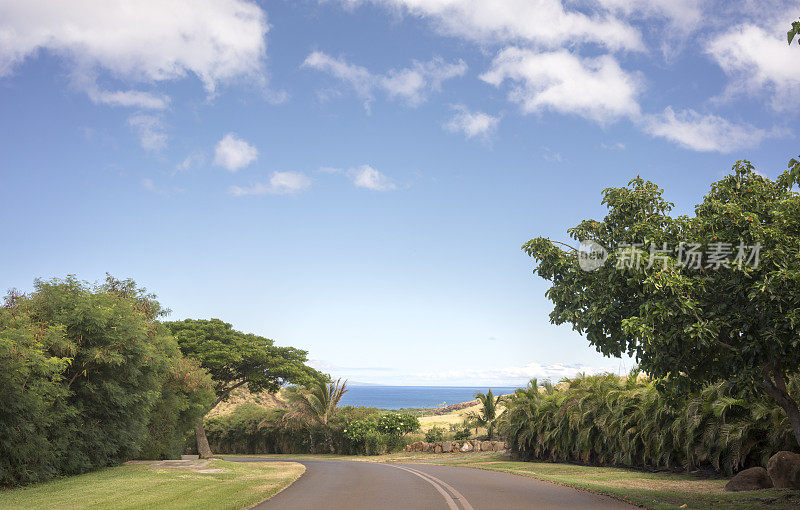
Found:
[434,444,443,454]
[411,441,423,452]
[471,440,480,449]
[460,442,473,452]
[422,442,431,452]
[404,445,412,452]
[767,451,800,489]
[442,441,453,453]
[492,441,505,451]
[481,441,493,452]
[724,467,773,492]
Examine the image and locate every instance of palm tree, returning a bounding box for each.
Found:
[283,378,348,453]
[467,389,504,440]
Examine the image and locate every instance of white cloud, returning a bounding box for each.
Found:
[348,165,395,191]
[542,146,564,162]
[214,133,258,172]
[87,88,170,110]
[142,178,167,195]
[229,171,312,196]
[707,23,800,111]
[410,361,613,385]
[176,152,205,173]
[481,47,641,123]
[303,51,466,109]
[0,0,268,102]
[642,107,775,153]
[601,141,626,150]
[127,114,167,152]
[335,0,643,52]
[443,105,500,140]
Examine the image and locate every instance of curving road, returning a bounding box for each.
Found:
[227,458,632,510]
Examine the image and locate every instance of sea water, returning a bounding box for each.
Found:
[339,385,520,410]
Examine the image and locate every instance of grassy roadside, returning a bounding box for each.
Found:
[0,460,304,510]
[429,454,800,510]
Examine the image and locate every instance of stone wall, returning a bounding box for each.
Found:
[404,439,506,453]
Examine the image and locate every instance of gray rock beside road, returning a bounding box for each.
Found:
[767,451,800,489]
[724,467,773,492]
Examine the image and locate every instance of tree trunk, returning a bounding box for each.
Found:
[762,363,800,447]
[308,431,315,454]
[195,419,213,459]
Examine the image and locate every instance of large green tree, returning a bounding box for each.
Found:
[0,276,210,485]
[166,318,321,458]
[523,158,800,446]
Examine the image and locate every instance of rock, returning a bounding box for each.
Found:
[767,451,800,488]
[724,467,773,492]
[434,444,443,454]
[442,441,453,453]
[492,441,505,451]
[404,445,411,452]
[460,442,473,452]
[422,442,431,452]
[481,441,493,452]
[471,440,480,449]
[411,441,423,452]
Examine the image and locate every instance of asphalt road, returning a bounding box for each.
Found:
[227,458,632,510]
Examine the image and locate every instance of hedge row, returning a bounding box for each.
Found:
[502,372,799,475]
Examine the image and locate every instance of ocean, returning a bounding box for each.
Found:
[338,385,521,410]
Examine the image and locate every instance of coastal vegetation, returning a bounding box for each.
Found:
[0,276,320,487]
[466,389,504,441]
[165,318,321,459]
[501,372,799,476]
[523,158,800,448]
[0,276,214,487]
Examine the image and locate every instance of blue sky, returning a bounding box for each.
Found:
[1,0,799,385]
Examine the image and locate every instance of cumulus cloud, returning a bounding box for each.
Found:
[0,0,268,102]
[334,0,643,52]
[214,133,258,172]
[303,52,466,109]
[229,171,312,196]
[642,107,776,153]
[127,114,167,152]
[707,23,800,111]
[481,47,641,123]
[348,165,396,191]
[443,105,500,140]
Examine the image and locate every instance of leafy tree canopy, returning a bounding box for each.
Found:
[166,318,322,408]
[523,158,800,445]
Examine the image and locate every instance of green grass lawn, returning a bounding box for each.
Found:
[0,460,304,510]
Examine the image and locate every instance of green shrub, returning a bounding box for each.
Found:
[140,357,214,459]
[363,430,387,455]
[453,428,471,441]
[0,276,214,486]
[376,413,420,435]
[425,426,445,442]
[502,373,800,475]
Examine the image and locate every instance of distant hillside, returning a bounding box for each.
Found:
[208,387,287,417]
